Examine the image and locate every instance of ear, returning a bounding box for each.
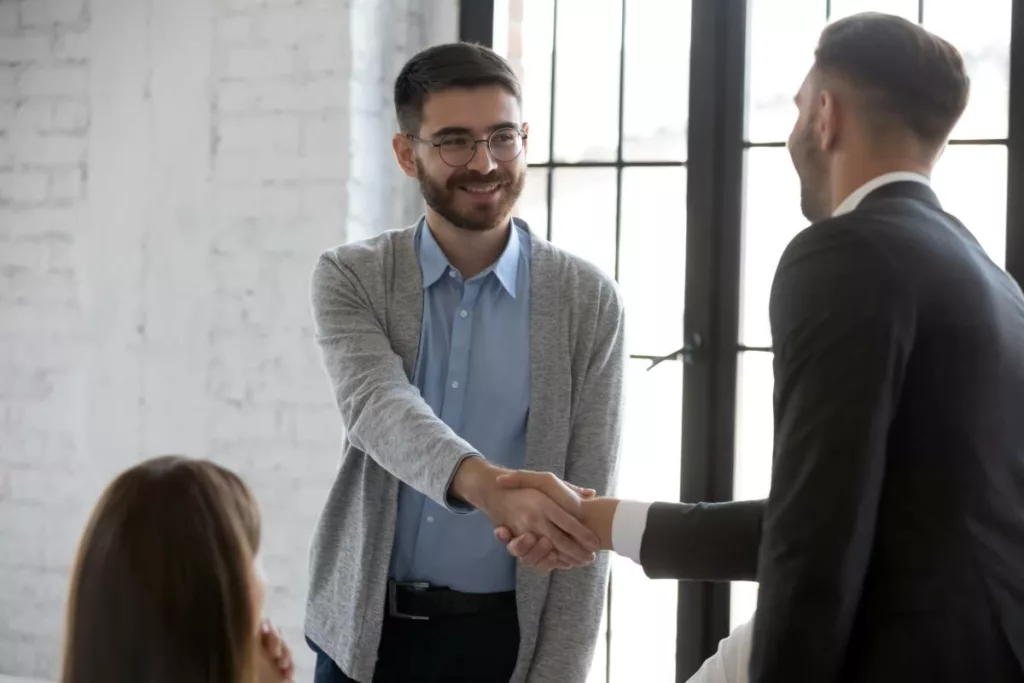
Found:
[817,89,838,151]
[392,133,418,179]
[521,121,530,155]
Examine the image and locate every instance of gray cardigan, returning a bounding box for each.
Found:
[305,222,625,683]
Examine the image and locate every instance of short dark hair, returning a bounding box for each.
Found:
[394,42,522,134]
[814,12,970,147]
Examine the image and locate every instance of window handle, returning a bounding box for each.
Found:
[631,338,774,371]
[629,334,703,371]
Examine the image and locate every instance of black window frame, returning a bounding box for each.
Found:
[460,0,1024,680]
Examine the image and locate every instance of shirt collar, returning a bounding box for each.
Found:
[418,221,451,287]
[491,222,521,296]
[832,171,931,217]
[417,219,521,297]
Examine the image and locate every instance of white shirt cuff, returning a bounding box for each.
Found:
[611,499,652,565]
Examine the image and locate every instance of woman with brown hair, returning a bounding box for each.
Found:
[61,455,295,683]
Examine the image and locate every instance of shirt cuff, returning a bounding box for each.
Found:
[442,452,483,514]
[611,499,652,565]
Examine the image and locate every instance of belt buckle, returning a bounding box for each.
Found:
[388,580,431,621]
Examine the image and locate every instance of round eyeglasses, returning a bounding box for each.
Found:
[410,127,527,167]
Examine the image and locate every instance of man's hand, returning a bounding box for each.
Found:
[256,619,295,683]
[492,470,620,571]
[491,467,598,572]
[494,528,574,571]
[451,458,600,565]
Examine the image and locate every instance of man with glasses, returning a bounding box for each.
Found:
[304,42,624,683]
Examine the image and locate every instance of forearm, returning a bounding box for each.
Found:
[313,255,480,507]
[335,374,480,506]
[585,497,764,580]
[641,500,763,581]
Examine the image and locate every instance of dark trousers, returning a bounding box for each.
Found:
[308,598,520,683]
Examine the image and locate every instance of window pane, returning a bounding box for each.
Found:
[924,0,1012,140]
[734,353,774,505]
[620,167,687,355]
[931,144,1008,267]
[494,0,555,164]
[732,351,774,628]
[610,358,682,683]
[746,0,824,143]
[747,0,937,143]
[550,168,618,277]
[516,167,550,239]
[553,0,623,161]
[829,0,918,21]
[740,148,807,347]
[492,0,511,57]
[621,0,691,161]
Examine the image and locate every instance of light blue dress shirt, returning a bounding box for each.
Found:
[388,219,531,594]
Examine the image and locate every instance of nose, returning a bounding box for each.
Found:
[465,141,497,174]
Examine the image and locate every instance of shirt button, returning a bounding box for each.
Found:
[460,310,468,318]
[448,270,457,278]
[451,381,459,389]
[427,516,434,523]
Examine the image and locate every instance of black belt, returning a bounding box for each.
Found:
[387,580,516,621]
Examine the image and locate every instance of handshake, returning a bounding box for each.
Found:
[451,457,619,572]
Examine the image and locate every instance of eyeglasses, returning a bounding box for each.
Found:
[409,127,527,167]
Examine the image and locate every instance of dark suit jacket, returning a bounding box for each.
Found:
[640,182,1024,682]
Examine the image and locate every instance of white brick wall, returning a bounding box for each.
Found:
[0,0,455,678]
[0,0,89,672]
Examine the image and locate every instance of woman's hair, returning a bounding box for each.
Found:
[61,455,263,683]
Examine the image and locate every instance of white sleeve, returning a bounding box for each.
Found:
[610,499,652,564]
[685,616,755,683]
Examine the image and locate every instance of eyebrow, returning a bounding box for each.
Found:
[428,122,520,138]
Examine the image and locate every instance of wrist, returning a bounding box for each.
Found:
[450,456,503,512]
[581,497,620,551]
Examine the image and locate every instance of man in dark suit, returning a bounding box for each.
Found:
[494,12,1024,683]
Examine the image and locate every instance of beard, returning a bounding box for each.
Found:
[415,158,525,233]
[790,118,831,223]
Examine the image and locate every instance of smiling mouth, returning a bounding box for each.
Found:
[458,182,501,194]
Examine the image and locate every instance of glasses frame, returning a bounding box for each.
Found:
[409,127,528,167]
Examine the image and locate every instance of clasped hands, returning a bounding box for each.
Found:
[452,457,618,572]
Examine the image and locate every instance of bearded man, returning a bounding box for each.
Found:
[304,42,624,683]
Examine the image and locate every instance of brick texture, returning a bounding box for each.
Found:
[0,2,91,678]
[0,0,454,679]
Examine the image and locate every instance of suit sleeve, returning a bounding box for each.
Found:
[749,222,915,683]
[640,500,764,581]
[528,282,625,683]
